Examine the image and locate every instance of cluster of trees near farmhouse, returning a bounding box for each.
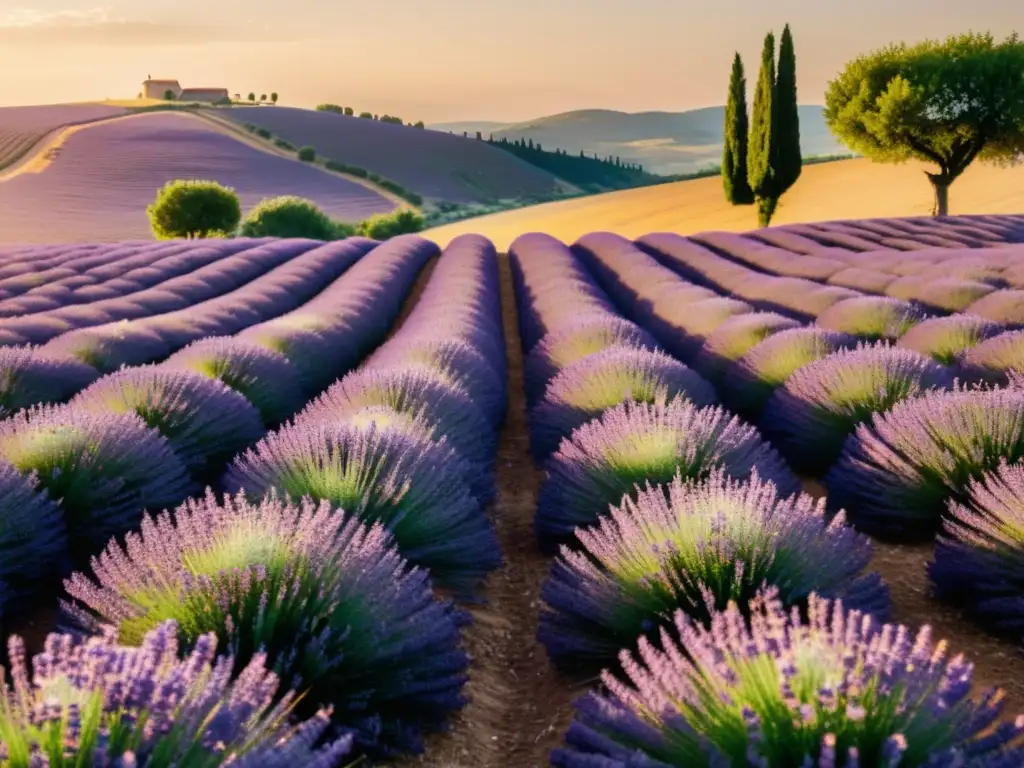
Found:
[315,103,426,128]
[724,26,1024,222]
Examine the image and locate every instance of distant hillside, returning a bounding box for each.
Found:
[429,106,847,175]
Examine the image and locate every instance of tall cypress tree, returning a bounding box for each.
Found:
[722,52,754,205]
[748,30,778,226]
[773,24,802,194]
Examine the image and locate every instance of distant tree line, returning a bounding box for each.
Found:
[315,104,425,128]
[483,135,658,192]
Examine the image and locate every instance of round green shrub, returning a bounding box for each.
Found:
[146,180,241,240]
[357,209,425,240]
[239,196,341,240]
[297,145,316,162]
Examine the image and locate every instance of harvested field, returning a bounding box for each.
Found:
[0,103,127,171]
[0,112,396,244]
[424,157,1024,249]
[216,106,566,203]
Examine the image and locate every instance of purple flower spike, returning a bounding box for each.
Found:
[551,589,1024,767]
[0,404,192,560]
[535,398,798,553]
[529,347,718,462]
[0,346,99,418]
[540,471,887,673]
[0,619,353,765]
[961,330,1024,386]
[163,336,307,426]
[723,327,858,420]
[760,343,953,475]
[0,462,66,606]
[63,491,469,757]
[827,385,1024,539]
[929,461,1024,635]
[525,316,661,405]
[897,313,1002,365]
[222,422,501,592]
[300,367,496,474]
[817,296,929,341]
[71,365,265,477]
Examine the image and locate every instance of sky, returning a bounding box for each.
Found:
[0,0,1018,123]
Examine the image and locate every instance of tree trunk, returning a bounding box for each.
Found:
[926,172,951,217]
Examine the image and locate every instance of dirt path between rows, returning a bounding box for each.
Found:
[396,254,576,768]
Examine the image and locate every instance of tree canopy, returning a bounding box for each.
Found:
[825,32,1024,215]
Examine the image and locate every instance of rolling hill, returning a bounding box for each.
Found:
[215,107,567,203]
[429,106,846,175]
[0,111,396,244]
[422,157,1024,250]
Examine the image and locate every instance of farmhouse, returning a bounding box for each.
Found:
[142,77,228,103]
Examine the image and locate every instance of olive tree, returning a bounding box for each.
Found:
[825,32,1024,216]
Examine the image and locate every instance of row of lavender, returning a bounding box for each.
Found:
[0,236,501,764]
[510,232,1024,765]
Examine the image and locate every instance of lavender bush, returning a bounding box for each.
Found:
[535,398,798,553]
[222,422,500,591]
[64,492,468,756]
[0,620,353,766]
[71,366,265,475]
[897,314,1002,365]
[827,386,1024,538]
[551,589,1024,767]
[689,311,800,384]
[163,336,307,426]
[539,473,887,672]
[0,405,191,558]
[961,330,1024,386]
[0,462,66,605]
[524,316,660,405]
[723,327,857,419]
[929,460,1024,634]
[817,296,928,341]
[0,347,99,417]
[760,344,953,475]
[529,346,717,461]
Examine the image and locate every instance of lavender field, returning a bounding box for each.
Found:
[0,112,397,244]
[218,106,564,202]
[0,103,127,170]
[0,215,1023,766]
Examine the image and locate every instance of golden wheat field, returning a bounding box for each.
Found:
[423,157,1024,250]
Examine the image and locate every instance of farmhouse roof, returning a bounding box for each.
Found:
[144,79,180,85]
[179,87,228,93]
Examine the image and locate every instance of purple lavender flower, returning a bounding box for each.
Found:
[690,311,801,385]
[540,473,888,673]
[929,460,1024,634]
[551,589,1024,767]
[529,346,718,462]
[968,289,1024,326]
[827,385,1024,539]
[0,404,192,559]
[222,422,501,591]
[300,368,496,474]
[961,330,1024,386]
[0,619,353,765]
[63,491,468,757]
[70,365,265,477]
[0,462,66,605]
[897,313,1002,365]
[366,338,507,426]
[722,327,857,419]
[760,343,953,475]
[535,398,798,552]
[525,316,660,405]
[907,278,998,313]
[41,324,172,373]
[0,346,99,418]
[163,336,307,426]
[817,295,929,341]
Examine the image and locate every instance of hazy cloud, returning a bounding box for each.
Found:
[0,6,286,45]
